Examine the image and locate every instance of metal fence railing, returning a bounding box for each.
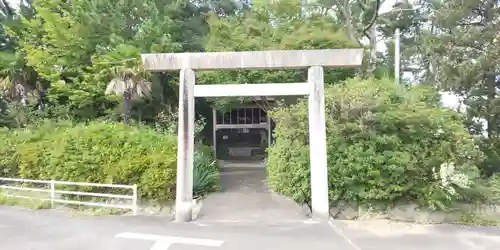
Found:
[0,177,137,215]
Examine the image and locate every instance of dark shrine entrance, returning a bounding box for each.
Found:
[212,99,274,162]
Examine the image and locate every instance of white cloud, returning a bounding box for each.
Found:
[439,91,463,110]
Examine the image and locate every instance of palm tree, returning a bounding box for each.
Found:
[105,68,152,125]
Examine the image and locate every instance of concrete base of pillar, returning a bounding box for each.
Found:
[174,201,193,223]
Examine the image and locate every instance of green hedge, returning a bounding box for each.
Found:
[1,120,221,202]
[1,121,179,201]
[0,127,19,177]
[267,78,484,210]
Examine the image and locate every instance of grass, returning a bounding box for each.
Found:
[456,212,500,227]
[0,190,52,210]
[0,183,134,215]
[70,206,128,217]
[0,190,132,216]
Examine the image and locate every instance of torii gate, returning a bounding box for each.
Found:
[141,49,363,222]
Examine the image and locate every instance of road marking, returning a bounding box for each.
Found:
[150,240,172,250]
[116,232,224,250]
[328,221,362,250]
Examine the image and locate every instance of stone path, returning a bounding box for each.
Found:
[196,163,308,223]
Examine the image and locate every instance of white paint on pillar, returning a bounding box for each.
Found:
[307,66,330,221]
[212,107,217,160]
[267,115,272,146]
[175,68,195,222]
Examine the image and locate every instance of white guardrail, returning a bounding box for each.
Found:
[0,177,137,216]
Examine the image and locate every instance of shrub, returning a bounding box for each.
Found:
[267,78,483,210]
[1,120,221,202]
[193,148,220,198]
[2,120,178,202]
[0,120,63,178]
[0,128,18,177]
[484,174,500,204]
[476,137,500,176]
[195,144,215,159]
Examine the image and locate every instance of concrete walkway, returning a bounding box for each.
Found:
[2,205,500,250]
[0,206,352,250]
[196,163,308,223]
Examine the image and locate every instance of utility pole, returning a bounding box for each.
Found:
[395,28,400,84]
[378,0,413,85]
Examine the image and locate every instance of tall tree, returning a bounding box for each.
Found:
[13,0,231,121]
[201,0,359,111]
[423,0,500,135]
[304,0,383,74]
[101,45,152,125]
[421,0,500,175]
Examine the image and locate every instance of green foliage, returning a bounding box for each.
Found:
[486,174,500,204]
[0,190,52,210]
[199,0,359,110]
[20,0,179,82]
[475,138,500,176]
[193,147,220,198]
[0,127,18,177]
[195,144,215,160]
[420,1,500,177]
[1,119,69,177]
[1,120,179,202]
[2,120,220,202]
[6,0,221,123]
[267,77,484,210]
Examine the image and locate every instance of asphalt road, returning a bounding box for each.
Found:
[1,205,500,250]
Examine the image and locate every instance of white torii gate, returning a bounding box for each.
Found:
[141,49,363,222]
